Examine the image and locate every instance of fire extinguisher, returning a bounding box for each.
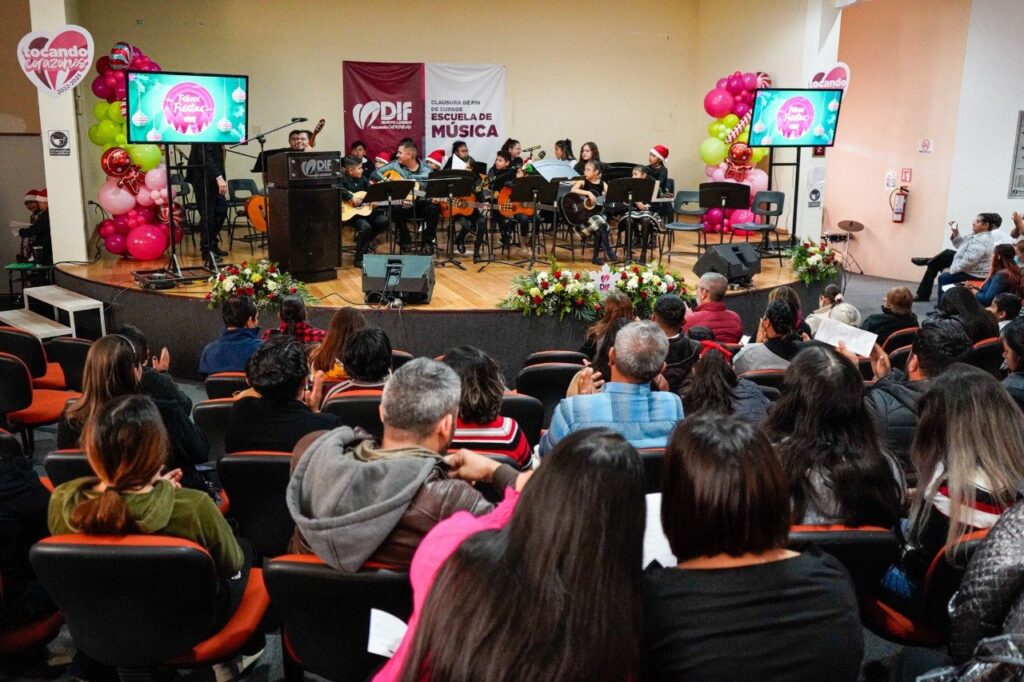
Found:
[890,186,909,223]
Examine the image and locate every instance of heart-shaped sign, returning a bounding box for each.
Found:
[17,25,94,98]
[808,62,850,93]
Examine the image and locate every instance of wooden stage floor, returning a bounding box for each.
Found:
[61,232,800,312]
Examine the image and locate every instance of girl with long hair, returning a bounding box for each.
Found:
[262,294,325,343]
[732,300,803,374]
[554,138,575,161]
[308,307,368,379]
[581,290,635,359]
[767,285,812,337]
[763,346,903,527]
[375,429,645,682]
[969,243,1024,306]
[499,138,523,168]
[938,285,999,342]
[573,141,601,176]
[681,346,770,424]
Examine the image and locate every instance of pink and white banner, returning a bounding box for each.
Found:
[17,25,94,98]
[424,63,506,167]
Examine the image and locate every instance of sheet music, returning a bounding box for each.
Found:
[813,317,878,358]
[367,608,408,658]
[450,155,468,171]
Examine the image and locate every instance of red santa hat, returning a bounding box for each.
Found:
[35,189,48,202]
[426,149,445,168]
[24,189,39,203]
[375,151,392,164]
[649,145,669,162]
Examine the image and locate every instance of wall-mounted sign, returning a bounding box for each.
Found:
[1009,111,1024,198]
[808,62,850,93]
[17,25,94,98]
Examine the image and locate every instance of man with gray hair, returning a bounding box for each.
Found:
[682,271,744,343]
[287,357,521,572]
[539,321,683,456]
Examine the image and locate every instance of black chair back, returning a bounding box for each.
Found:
[204,372,248,399]
[0,429,22,459]
[217,451,294,558]
[499,393,544,447]
[638,448,664,494]
[44,450,91,487]
[514,363,581,428]
[0,327,47,378]
[923,529,990,628]
[966,337,1003,376]
[788,525,899,600]
[888,345,912,373]
[192,398,236,462]
[523,350,587,367]
[737,368,786,392]
[46,337,92,392]
[321,392,384,441]
[391,350,414,370]
[0,353,32,414]
[882,327,919,355]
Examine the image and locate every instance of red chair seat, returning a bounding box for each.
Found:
[168,568,269,665]
[0,610,64,656]
[32,362,66,391]
[7,390,79,425]
[861,598,947,647]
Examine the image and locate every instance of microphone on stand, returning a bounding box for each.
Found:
[291,117,308,122]
[523,144,542,153]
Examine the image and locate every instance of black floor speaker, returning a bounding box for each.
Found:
[361,255,435,305]
[693,243,762,283]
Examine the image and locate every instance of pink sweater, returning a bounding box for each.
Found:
[373,489,520,681]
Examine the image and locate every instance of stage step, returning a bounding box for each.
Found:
[22,285,106,337]
[0,308,73,339]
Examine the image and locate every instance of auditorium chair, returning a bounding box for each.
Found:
[321,390,384,441]
[965,337,1004,377]
[731,190,785,266]
[0,326,65,390]
[523,350,587,367]
[0,428,22,460]
[663,191,709,263]
[45,336,92,392]
[861,528,990,647]
[0,352,79,453]
[43,449,91,487]
[0,570,63,658]
[736,368,787,392]
[217,451,294,558]
[204,371,249,399]
[638,448,665,494]
[888,345,913,373]
[882,326,919,355]
[514,362,581,428]
[266,555,413,682]
[788,525,899,601]
[192,398,237,462]
[500,392,545,447]
[31,535,270,675]
[391,349,415,370]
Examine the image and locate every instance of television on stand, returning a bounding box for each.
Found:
[747,88,843,148]
[125,70,249,144]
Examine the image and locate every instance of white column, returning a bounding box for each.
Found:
[29,0,88,263]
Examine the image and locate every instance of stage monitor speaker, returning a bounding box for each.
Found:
[693,243,762,283]
[361,255,435,305]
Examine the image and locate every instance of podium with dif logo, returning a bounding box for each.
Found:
[266,151,342,282]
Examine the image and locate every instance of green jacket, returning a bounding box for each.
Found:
[48,477,243,577]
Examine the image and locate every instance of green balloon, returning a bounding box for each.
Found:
[699,137,728,166]
[87,124,104,146]
[96,119,118,144]
[723,114,739,128]
[102,143,115,152]
[751,147,767,164]
[737,129,750,144]
[707,120,720,137]
[115,133,127,145]
[107,101,125,124]
[92,101,109,121]
[128,144,162,172]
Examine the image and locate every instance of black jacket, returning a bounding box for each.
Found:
[0,453,50,626]
[861,310,918,345]
[186,144,226,188]
[863,370,929,471]
[1003,372,1024,412]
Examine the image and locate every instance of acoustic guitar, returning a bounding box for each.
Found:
[308,119,325,148]
[439,196,491,219]
[495,186,535,219]
[378,168,426,200]
[560,193,606,226]
[245,195,267,233]
[340,191,408,222]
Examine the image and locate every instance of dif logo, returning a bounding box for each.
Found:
[300,158,335,176]
[352,101,413,129]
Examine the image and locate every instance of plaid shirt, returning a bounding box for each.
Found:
[539,382,683,457]
[262,321,326,344]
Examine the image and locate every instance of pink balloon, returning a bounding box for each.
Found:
[144,164,168,190]
[112,214,131,235]
[732,209,755,225]
[716,77,728,89]
[703,88,735,119]
[705,208,724,224]
[104,232,127,256]
[114,85,127,101]
[727,76,743,95]
[91,77,112,99]
[747,168,769,194]
[734,102,750,118]
[125,225,168,261]
[98,178,137,215]
[135,183,155,206]
[711,169,726,181]
[724,208,735,218]
[742,72,757,90]
[97,219,116,238]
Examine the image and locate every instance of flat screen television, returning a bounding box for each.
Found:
[747,88,842,148]
[125,70,249,145]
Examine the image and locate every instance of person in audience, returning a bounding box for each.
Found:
[378,429,643,682]
[58,335,212,496]
[682,272,743,343]
[880,364,1024,613]
[645,414,863,681]
[261,294,324,343]
[806,301,862,335]
[308,308,368,380]
[767,285,812,337]
[198,295,263,376]
[764,346,903,526]
[938,286,1000,343]
[811,283,843,316]
[115,324,191,413]
[685,325,715,341]
[912,213,1012,303]
[652,294,701,393]
[968,243,1023,306]
[681,345,770,424]
[540,321,681,456]
[580,290,634,359]
[224,337,340,454]
[569,318,631,398]
[287,358,521,572]
[732,300,808,375]
[443,346,531,469]
[861,286,919,345]
[990,292,1022,330]
[1001,319,1024,411]
[320,327,392,403]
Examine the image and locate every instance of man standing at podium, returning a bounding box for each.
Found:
[372,141,439,253]
[288,129,313,151]
[186,144,228,262]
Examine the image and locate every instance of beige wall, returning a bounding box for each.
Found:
[1,0,40,133]
[824,0,972,282]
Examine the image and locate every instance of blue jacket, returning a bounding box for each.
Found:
[198,328,263,376]
[976,271,1013,306]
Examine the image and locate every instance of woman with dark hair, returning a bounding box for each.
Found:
[861,286,919,345]
[645,414,863,681]
[938,285,1000,342]
[499,138,523,168]
[554,138,575,161]
[58,335,211,496]
[1001,318,1024,410]
[731,300,805,374]
[763,346,903,526]
[573,141,601,176]
[308,307,368,379]
[969,243,1023,306]
[768,285,812,337]
[681,346,770,424]
[580,290,635,359]
[374,429,645,682]
[444,346,531,468]
[262,294,324,343]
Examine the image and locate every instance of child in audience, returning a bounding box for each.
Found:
[320,327,393,404]
[262,294,325,343]
[377,429,645,681]
[681,346,770,425]
[308,308,368,380]
[990,292,1022,330]
[1001,319,1024,411]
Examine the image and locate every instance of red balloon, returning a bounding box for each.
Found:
[125,225,168,261]
[728,143,753,164]
[96,56,111,74]
[97,219,116,238]
[104,73,116,87]
[112,214,131,235]
[104,232,128,256]
[101,147,132,177]
[114,85,127,101]
[91,77,112,99]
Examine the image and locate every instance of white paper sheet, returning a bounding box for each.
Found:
[644,494,677,568]
[941,283,959,292]
[367,608,408,658]
[739,335,751,346]
[813,317,878,358]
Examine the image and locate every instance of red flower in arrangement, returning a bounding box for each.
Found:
[640,291,648,299]
[517,288,525,296]
[218,274,225,281]
[540,280,549,290]
[532,296,543,305]
[267,265,276,274]
[289,287,297,294]
[245,287,255,296]
[553,270,561,279]
[594,303,602,311]
[632,266,641,275]
[241,261,248,268]
[667,282,675,292]
[204,292,212,300]
[268,293,275,300]
[573,273,581,280]
[620,272,629,281]
[575,298,584,306]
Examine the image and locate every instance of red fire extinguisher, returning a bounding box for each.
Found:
[891,186,909,223]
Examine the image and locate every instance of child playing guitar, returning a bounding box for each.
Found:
[570,160,616,265]
[340,156,389,266]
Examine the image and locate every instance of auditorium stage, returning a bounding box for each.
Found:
[53,232,830,381]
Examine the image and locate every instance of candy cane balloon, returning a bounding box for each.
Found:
[726,111,752,145]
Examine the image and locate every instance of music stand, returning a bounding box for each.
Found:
[510,176,556,269]
[364,180,415,255]
[424,174,475,270]
[699,182,751,244]
[607,177,656,264]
